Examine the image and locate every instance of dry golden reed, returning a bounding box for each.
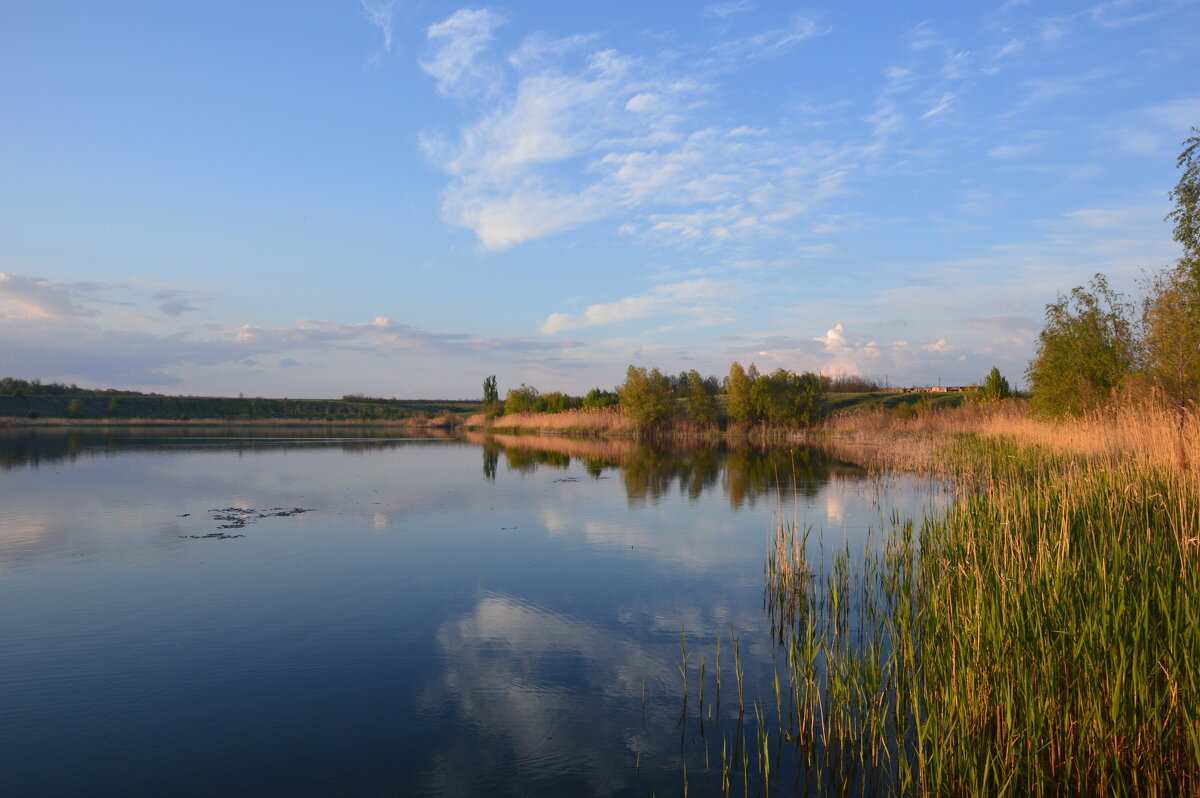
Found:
[464,407,635,434]
[819,399,1200,473]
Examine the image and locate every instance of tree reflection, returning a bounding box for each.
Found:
[477,433,869,506]
[0,428,454,470]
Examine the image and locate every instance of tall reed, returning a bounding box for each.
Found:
[662,397,1200,795]
[755,433,1200,794]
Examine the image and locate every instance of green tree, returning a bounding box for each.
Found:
[618,365,674,432]
[726,361,757,427]
[582,387,619,409]
[1167,127,1199,265]
[980,367,1011,402]
[749,369,828,427]
[482,375,500,415]
[66,398,85,418]
[1144,130,1200,412]
[1143,266,1200,410]
[539,392,581,413]
[504,384,540,414]
[685,369,718,428]
[1027,274,1139,416]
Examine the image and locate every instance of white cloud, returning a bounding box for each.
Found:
[988,142,1041,159]
[421,8,506,97]
[361,0,399,52]
[420,12,848,251]
[540,279,736,334]
[920,92,954,119]
[443,179,609,251]
[921,338,954,353]
[1062,206,1158,230]
[1108,97,1200,155]
[0,302,583,389]
[704,0,754,19]
[713,14,827,61]
[0,273,93,319]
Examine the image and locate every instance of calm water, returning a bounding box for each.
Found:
[0,428,945,796]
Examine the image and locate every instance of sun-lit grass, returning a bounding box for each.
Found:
[464,407,636,434]
[668,401,1200,795]
[820,399,1200,473]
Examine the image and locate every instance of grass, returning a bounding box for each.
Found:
[896,437,1199,794]
[681,400,1200,795]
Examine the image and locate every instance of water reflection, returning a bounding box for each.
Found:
[0,429,943,797]
[0,426,456,470]
[469,431,869,508]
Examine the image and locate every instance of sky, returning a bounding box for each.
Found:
[2,0,1197,398]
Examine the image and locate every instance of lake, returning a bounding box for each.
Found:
[0,428,946,796]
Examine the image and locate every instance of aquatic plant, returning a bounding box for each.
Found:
[674,429,1199,795]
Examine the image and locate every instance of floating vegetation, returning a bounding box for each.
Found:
[208,506,313,529]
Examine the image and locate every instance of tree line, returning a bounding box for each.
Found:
[482,362,833,433]
[0,378,152,398]
[1027,130,1200,417]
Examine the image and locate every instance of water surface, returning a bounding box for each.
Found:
[0,428,944,796]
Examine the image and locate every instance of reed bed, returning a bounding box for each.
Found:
[463,407,635,434]
[821,399,1200,472]
[667,404,1200,795]
[900,438,1200,794]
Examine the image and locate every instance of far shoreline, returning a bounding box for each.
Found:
[0,416,460,429]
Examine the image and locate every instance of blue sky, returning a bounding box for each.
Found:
[2,1,1197,397]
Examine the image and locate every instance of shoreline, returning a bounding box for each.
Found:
[0,416,460,429]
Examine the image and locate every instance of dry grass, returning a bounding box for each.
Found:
[464,407,635,434]
[819,398,1200,473]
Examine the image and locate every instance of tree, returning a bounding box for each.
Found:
[1027,274,1139,416]
[538,392,581,413]
[482,375,500,414]
[685,369,718,428]
[1144,130,1200,411]
[749,369,828,427]
[66,398,85,418]
[1167,128,1200,266]
[618,365,675,432]
[504,384,540,414]
[727,362,757,427]
[582,387,619,409]
[980,367,1011,402]
[1143,266,1200,409]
